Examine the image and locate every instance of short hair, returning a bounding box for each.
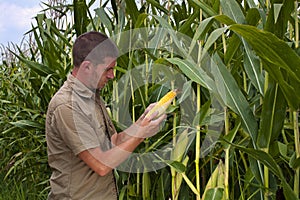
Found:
[72,31,119,67]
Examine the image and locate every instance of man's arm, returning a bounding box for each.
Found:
[78,135,143,176]
[78,112,165,176]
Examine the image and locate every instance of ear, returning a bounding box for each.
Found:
[80,61,93,73]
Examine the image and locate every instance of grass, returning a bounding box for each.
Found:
[0,174,49,200]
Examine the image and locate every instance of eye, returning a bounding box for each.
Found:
[105,67,114,72]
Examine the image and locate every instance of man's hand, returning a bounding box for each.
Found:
[124,103,167,138]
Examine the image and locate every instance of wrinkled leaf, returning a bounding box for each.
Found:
[257,82,286,149]
[10,120,45,130]
[232,143,298,200]
[164,160,186,173]
[243,40,264,95]
[203,188,224,200]
[167,58,215,91]
[212,53,258,141]
[220,0,245,24]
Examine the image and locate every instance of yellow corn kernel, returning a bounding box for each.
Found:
[145,90,177,119]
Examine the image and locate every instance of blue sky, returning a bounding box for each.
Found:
[0,0,44,45]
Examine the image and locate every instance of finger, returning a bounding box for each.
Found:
[138,112,146,121]
[148,110,159,120]
[138,104,156,121]
[151,113,167,124]
[141,115,152,126]
[144,103,157,113]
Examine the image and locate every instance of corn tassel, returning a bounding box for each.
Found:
[145,90,177,119]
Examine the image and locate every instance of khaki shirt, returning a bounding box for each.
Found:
[46,74,118,200]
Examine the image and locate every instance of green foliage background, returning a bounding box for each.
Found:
[0,0,299,199]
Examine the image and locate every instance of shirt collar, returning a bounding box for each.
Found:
[67,74,96,99]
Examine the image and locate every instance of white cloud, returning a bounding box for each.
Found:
[0,2,41,31]
[0,1,43,44]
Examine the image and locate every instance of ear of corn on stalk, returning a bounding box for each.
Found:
[145,90,177,119]
[202,160,225,200]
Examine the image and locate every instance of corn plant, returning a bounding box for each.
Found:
[0,1,73,198]
[106,1,300,199]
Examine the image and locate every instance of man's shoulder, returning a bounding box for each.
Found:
[48,84,72,111]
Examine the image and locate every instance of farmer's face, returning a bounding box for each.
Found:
[89,57,116,90]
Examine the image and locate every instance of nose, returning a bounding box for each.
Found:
[107,69,115,79]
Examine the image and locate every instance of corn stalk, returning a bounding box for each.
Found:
[293,111,300,197]
[294,2,300,197]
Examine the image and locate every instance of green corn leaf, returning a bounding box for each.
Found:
[146,0,168,14]
[190,0,218,17]
[276,141,289,160]
[229,24,300,82]
[142,172,151,200]
[264,61,300,110]
[94,7,113,32]
[243,40,265,95]
[10,120,45,130]
[1,126,19,135]
[214,15,237,25]
[74,0,88,36]
[167,58,215,91]
[164,160,186,173]
[12,53,59,82]
[4,152,24,180]
[177,80,192,104]
[246,0,258,8]
[228,24,300,109]
[222,117,241,149]
[189,17,214,54]
[224,33,241,65]
[231,143,298,200]
[192,99,211,127]
[48,24,72,50]
[245,8,261,26]
[178,10,200,36]
[289,153,300,169]
[189,15,235,55]
[257,82,286,149]
[135,13,148,28]
[211,53,258,141]
[118,186,127,200]
[171,129,189,162]
[152,15,191,58]
[203,27,228,51]
[203,188,224,200]
[265,0,294,38]
[125,0,140,25]
[155,172,168,200]
[0,100,12,104]
[202,161,225,199]
[220,0,245,24]
[39,74,53,93]
[191,15,236,64]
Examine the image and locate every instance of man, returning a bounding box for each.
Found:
[46,31,166,199]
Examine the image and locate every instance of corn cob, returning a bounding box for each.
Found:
[145,90,177,119]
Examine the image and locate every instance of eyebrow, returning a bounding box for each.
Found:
[105,66,115,71]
